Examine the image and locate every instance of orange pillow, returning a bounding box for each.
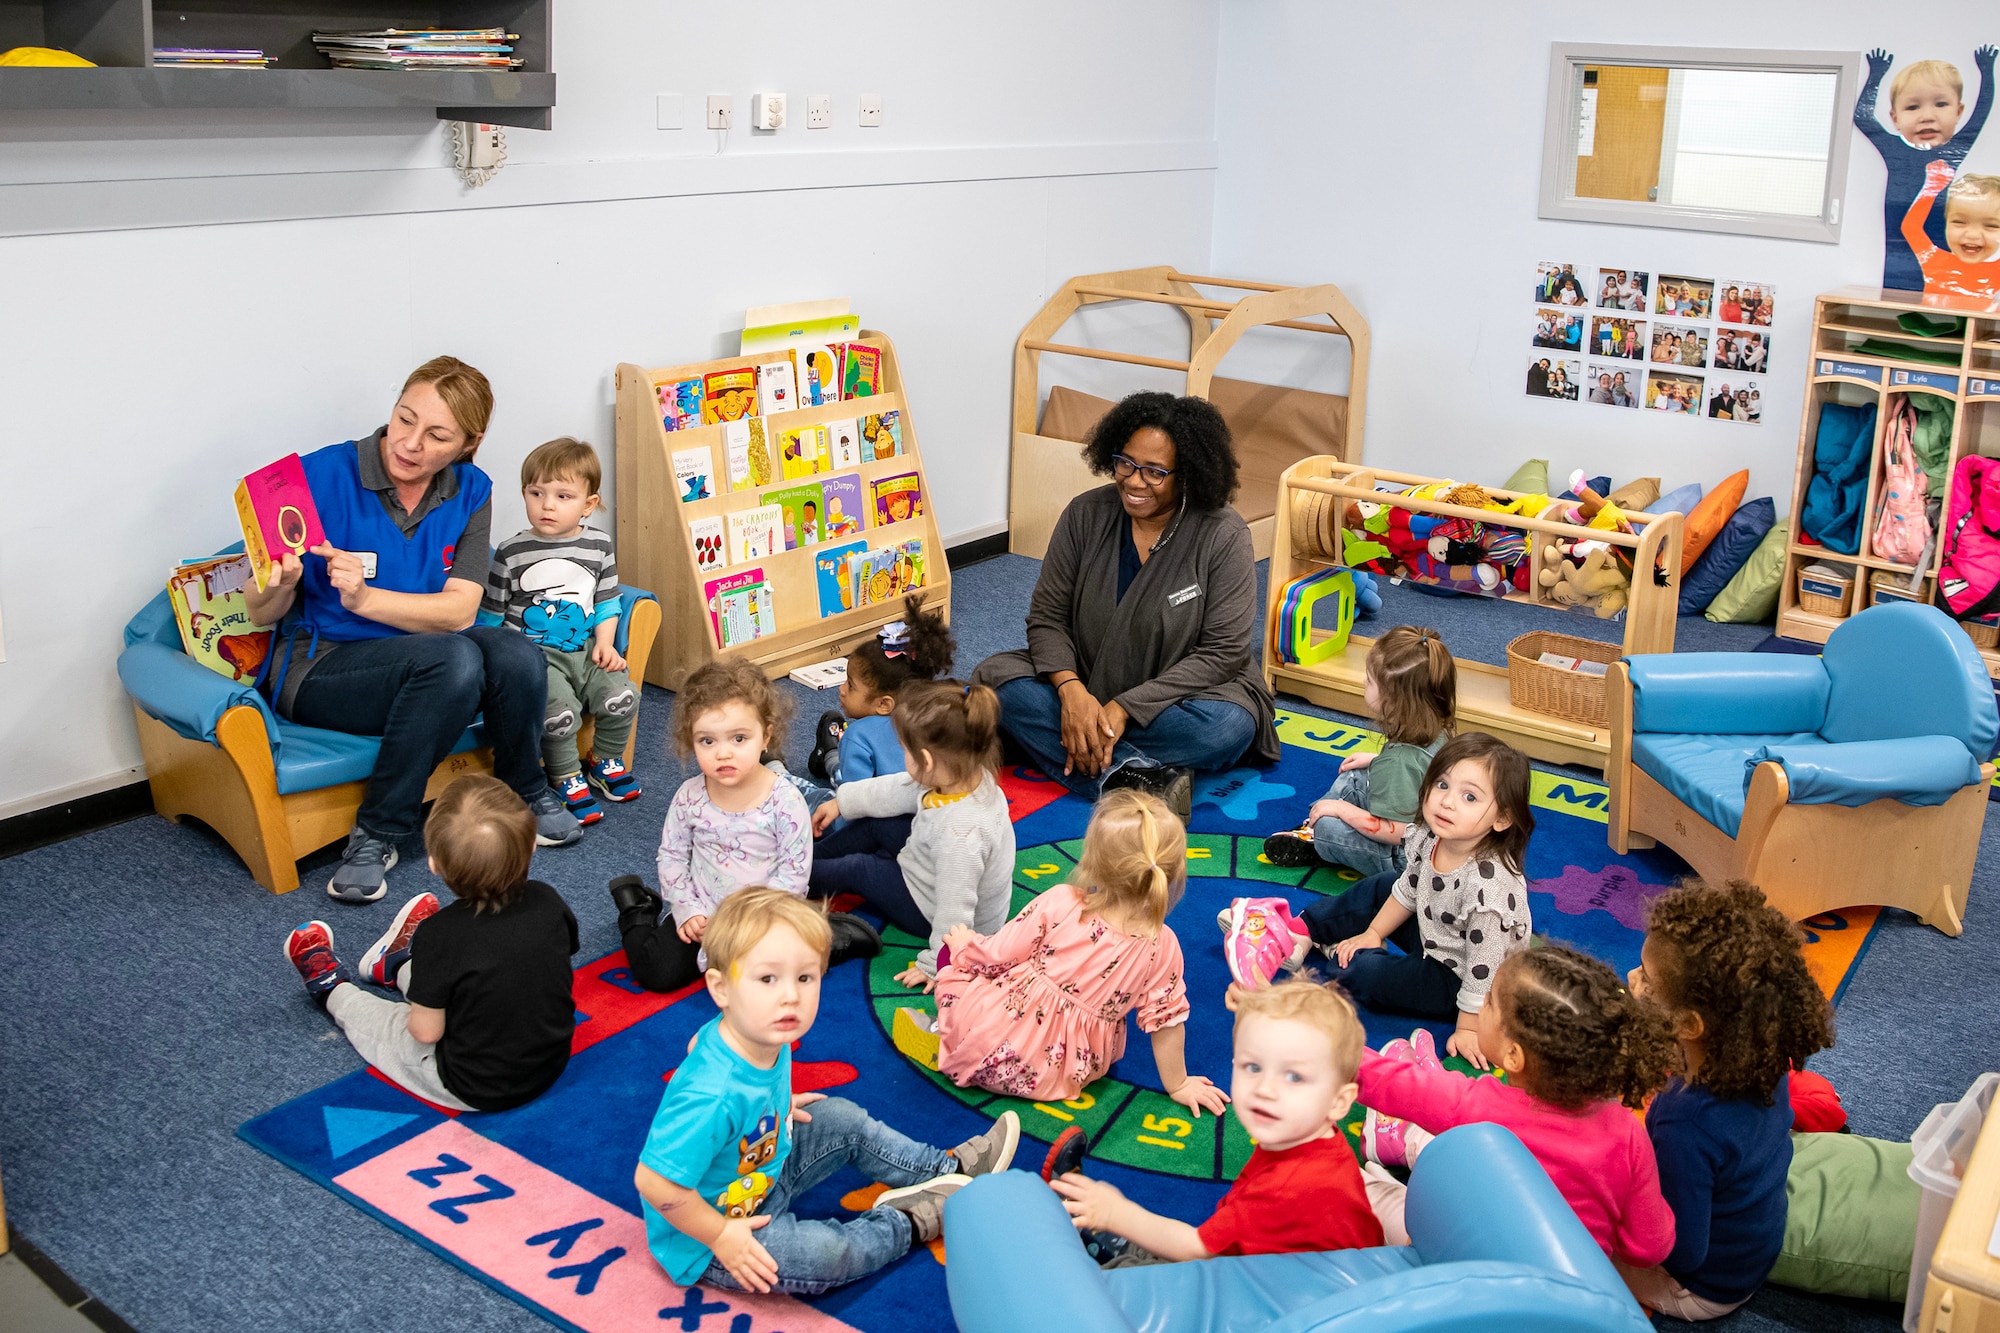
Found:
[1682,469,1749,570]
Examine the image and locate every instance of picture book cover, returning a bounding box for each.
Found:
[827,417,861,469]
[815,539,868,618]
[672,446,714,503]
[166,554,273,681]
[717,580,777,649]
[726,504,784,563]
[234,452,325,591]
[764,482,825,550]
[860,410,902,462]
[798,344,843,407]
[842,342,884,398]
[756,353,799,416]
[723,417,774,491]
[688,515,725,573]
[656,377,702,432]
[778,425,828,480]
[701,366,759,424]
[820,474,866,539]
[703,567,763,641]
[871,470,923,526]
[853,539,926,608]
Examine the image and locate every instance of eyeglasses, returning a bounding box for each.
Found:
[1110,454,1174,487]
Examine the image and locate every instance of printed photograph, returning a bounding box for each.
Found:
[1535,261,1589,306]
[1654,274,1715,321]
[1718,280,1775,327]
[1650,322,1710,368]
[1712,327,1772,374]
[1707,378,1763,423]
[1595,268,1651,312]
[1533,306,1586,351]
[1585,363,1640,408]
[1589,314,1645,360]
[1526,355,1581,401]
[1645,370,1705,415]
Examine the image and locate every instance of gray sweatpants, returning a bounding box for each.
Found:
[542,644,637,778]
[325,964,474,1111]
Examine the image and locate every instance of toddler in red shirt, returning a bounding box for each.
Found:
[1050,979,1383,1264]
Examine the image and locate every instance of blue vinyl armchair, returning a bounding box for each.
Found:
[945,1123,1650,1333]
[118,571,660,894]
[1608,602,1996,935]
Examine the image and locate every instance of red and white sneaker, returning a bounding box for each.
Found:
[1223,897,1311,988]
[359,892,441,988]
[285,921,353,1005]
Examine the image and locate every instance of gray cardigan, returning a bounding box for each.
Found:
[973,484,1279,763]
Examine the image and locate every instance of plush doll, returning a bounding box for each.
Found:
[1539,542,1630,618]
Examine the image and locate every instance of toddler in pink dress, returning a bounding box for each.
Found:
[921,790,1230,1116]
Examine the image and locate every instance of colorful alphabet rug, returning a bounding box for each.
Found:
[239,710,1879,1333]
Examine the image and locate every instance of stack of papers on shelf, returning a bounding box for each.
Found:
[311,28,523,70]
[155,47,269,68]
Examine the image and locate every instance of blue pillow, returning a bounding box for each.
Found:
[1558,474,1613,502]
[1680,497,1777,615]
[1647,481,1703,516]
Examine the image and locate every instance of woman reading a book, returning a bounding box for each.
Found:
[242,356,580,904]
[970,391,1277,814]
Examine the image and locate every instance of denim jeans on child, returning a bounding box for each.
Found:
[1298,871,1461,1020]
[807,815,925,938]
[993,677,1257,801]
[1307,769,1407,878]
[700,1095,960,1295]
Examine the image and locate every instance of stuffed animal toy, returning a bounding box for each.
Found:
[1539,542,1629,618]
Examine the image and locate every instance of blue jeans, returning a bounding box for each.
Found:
[808,816,926,938]
[1308,770,1407,878]
[994,677,1258,801]
[1299,871,1461,1020]
[280,626,548,841]
[700,1095,959,1295]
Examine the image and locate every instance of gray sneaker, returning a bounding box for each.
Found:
[529,789,583,847]
[327,827,399,904]
[875,1172,973,1244]
[952,1110,1020,1176]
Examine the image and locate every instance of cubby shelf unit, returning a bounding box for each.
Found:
[0,1,555,128]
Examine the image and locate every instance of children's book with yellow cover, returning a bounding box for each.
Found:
[702,367,759,424]
[167,554,274,681]
[778,425,829,479]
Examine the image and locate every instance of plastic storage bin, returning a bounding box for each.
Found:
[1905,1072,1999,1332]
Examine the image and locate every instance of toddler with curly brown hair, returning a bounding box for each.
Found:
[1624,880,1835,1321]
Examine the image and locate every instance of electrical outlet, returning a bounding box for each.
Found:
[806,94,831,129]
[706,94,733,130]
[751,92,786,130]
[656,93,683,130]
[858,92,883,127]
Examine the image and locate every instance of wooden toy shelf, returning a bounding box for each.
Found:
[1009,266,1369,561]
[1263,458,1683,770]
[613,331,950,691]
[1776,286,2000,677]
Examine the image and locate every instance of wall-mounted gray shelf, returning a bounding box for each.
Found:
[0,0,555,129]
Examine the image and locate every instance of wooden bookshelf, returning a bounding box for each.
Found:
[1776,285,2000,677]
[613,332,952,691]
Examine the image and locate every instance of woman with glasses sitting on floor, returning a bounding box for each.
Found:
[971,392,1277,815]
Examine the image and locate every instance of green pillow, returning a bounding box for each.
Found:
[1768,1131,1919,1302]
[1502,459,1549,495]
[1705,520,1789,624]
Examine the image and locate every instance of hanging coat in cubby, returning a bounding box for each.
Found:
[1799,401,1876,555]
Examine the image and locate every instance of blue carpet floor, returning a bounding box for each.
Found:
[0,552,1989,1332]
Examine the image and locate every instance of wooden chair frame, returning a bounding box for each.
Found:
[1605,660,1992,936]
[136,598,661,894]
[1009,266,1370,560]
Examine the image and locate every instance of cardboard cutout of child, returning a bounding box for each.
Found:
[1855,46,1997,293]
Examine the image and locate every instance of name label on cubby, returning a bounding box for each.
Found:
[1970,377,2000,399]
[1816,359,1882,384]
[1889,368,1958,393]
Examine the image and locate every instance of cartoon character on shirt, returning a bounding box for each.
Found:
[517,556,596,652]
[714,1113,783,1218]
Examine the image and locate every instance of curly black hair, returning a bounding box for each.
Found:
[848,594,953,696]
[1642,880,1834,1104]
[1496,947,1677,1111]
[1081,391,1239,512]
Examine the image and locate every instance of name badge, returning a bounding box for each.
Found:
[356,551,379,580]
[1167,583,1201,607]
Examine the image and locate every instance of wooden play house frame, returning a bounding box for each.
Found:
[614,332,951,690]
[1264,458,1684,770]
[1009,267,1369,560]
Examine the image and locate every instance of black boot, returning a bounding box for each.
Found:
[807,711,847,781]
[609,874,663,927]
[826,912,882,966]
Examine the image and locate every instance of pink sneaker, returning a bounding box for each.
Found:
[1363,1105,1415,1168]
[1223,897,1310,988]
[1407,1028,1445,1074]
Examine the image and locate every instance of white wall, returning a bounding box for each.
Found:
[0,1,1220,816]
[1211,1,1999,504]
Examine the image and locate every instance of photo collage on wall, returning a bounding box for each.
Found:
[1527,262,1772,423]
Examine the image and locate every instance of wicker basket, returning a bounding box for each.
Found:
[1868,570,1927,608]
[1796,563,1853,618]
[1962,618,1999,649]
[1507,631,1623,728]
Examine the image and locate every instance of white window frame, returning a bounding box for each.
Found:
[1538,42,1862,244]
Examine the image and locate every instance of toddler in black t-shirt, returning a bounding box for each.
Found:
[286,775,580,1111]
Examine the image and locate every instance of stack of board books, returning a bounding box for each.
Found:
[311,28,523,70]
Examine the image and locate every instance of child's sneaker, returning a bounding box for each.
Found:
[553,772,603,825]
[587,755,641,803]
[285,921,353,1005]
[359,892,440,988]
[1260,824,1320,868]
[877,1172,974,1244]
[893,1007,941,1070]
[1406,1027,1444,1074]
[1362,1105,1415,1168]
[1042,1125,1088,1182]
[952,1110,1020,1176]
[1222,897,1312,988]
